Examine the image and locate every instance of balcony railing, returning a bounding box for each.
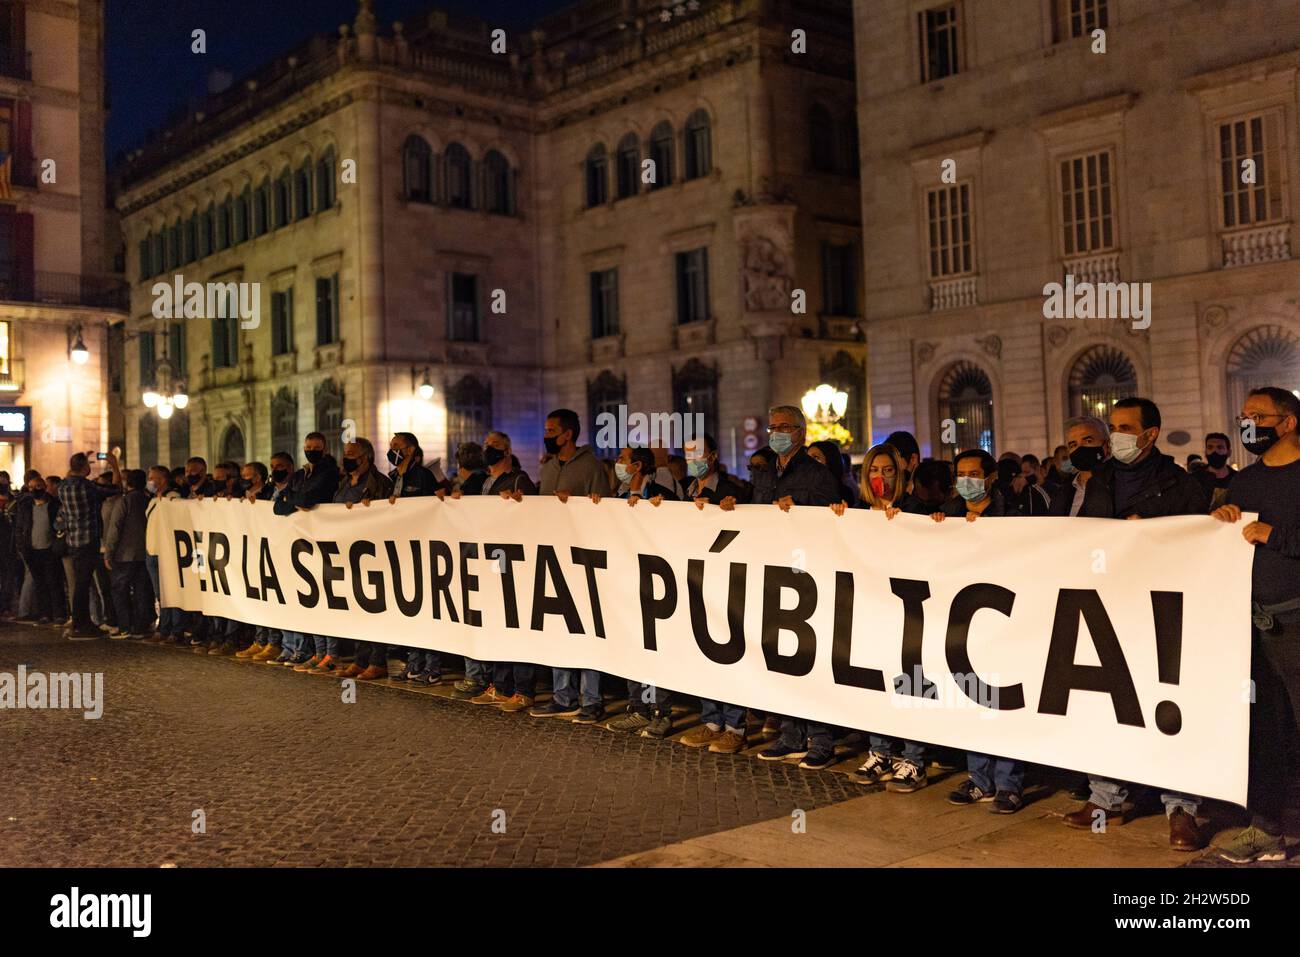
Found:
[0,48,31,81]
[929,275,979,311]
[0,272,129,310]
[1062,251,1121,285]
[0,358,24,393]
[1221,222,1292,268]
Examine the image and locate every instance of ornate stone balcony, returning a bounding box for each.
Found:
[1062,251,1121,285]
[1221,223,1292,268]
[929,275,978,312]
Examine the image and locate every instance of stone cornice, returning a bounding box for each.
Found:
[1185,49,1300,95]
[1030,92,1136,132]
[908,129,992,164]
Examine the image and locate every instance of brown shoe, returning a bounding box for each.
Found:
[499,693,534,713]
[679,724,723,748]
[1168,808,1205,852]
[208,640,238,656]
[357,665,388,680]
[708,730,746,754]
[252,642,281,661]
[235,641,265,659]
[470,685,511,705]
[337,663,364,678]
[1063,801,1125,830]
[293,654,323,673]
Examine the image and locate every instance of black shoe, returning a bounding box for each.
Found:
[572,705,605,725]
[947,779,994,805]
[641,714,674,739]
[66,628,102,641]
[798,748,836,770]
[758,742,808,761]
[529,699,581,718]
[991,791,1024,814]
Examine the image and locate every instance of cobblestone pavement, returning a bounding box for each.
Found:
[0,624,864,867]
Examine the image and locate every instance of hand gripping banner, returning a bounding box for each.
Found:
[149,496,1255,804]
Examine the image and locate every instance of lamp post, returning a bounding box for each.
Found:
[800,383,851,445]
[411,365,434,400]
[67,323,89,365]
[142,340,188,419]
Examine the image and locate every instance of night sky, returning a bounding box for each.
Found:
[105,0,578,164]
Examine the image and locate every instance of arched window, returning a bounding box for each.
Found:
[215,200,231,251]
[219,424,246,464]
[314,379,345,461]
[316,148,336,210]
[235,186,251,244]
[137,415,158,469]
[270,387,299,457]
[1068,345,1138,419]
[1226,325,1300,423]
[295,159,313,220]
[672,358,720,451]
[168,410,190,464]
[274,169,291,227]
[587,370,627,452]
[684,110,712,180]
[483,150,513,214]
[254,179,270,236]
[446,375,493,461]
[198,206,213,257]
[809,103,837,173]
[937,361,995,454]
[585,143,607,208]
[616,132,639,199]
[403,135,433,203]
[445,143,473,209]
[649,122,674,191]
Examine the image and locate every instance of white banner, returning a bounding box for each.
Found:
[149,496,1255,805]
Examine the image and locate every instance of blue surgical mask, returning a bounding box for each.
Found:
[687,458,709,479]
[769,432,794,455]
[1058,456,1077,476]
[614,462,633,484]
[955,476,987,502]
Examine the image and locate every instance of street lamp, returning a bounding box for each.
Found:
[411,365,434,400]
[800,383,852,446]
[68,324,89,365]
[143,348,187,417]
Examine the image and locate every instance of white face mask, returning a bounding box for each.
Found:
[1110,430,1146,465]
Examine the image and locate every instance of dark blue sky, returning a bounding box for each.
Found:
[106,0,576,163]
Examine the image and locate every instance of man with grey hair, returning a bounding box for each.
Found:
[1050,414,1110,517]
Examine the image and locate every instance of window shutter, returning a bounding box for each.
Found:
[330,273,339,342]
[13,209,31,297]
[14,98,30,182]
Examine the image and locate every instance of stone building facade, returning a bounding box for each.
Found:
[855,0,1300,466]
[114,0,867,475]
[0,0,124,477]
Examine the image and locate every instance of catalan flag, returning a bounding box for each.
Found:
[0,151,11,201]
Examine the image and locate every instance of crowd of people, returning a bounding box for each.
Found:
[2,386,1296,865]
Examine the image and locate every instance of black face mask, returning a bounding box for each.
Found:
[1069,446,1105,472]
[387,449,403,467]
[186,474,201,486]
[32,489,45,500]
[1023,473,1037,486]
[483,446,506,467]
[271,468,290,484]
[543,436,561,455]
[1243,428,1279,457]
[1206,452,1230,469]
[304,449,324,465]
[342,457,360,473]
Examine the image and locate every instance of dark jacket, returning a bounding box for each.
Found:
[103,488,150,562]
[687,471,749,505]
[334,465,393,505]
[998,480,1054,517]
[751,446,842,507]
[274,455,342,515]
[1078,448,1210,519]
[178,476,221,499]
[619,479,678,501]
[941,488,1009,518]
[458,470,488,496]
[13,491,57,553]
[389,462,441,498]
[1048,480,1085,517]
[485,468,538,496]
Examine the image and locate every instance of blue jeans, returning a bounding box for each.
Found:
[313,634,347,657]
[780,718,834,753]
[869,735,925,765]
[145,554,182,636]
[281,631,306,655]
[465,658,492,684]
[967,753,1024,795]
[552,668,601,709]
[699,699,745,734]
[407,649,441,674]
[1089,778,1199,816]
[255,626,280,647]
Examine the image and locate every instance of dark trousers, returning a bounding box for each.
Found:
[492,662,536,698]
[779,717,835,753]
[21,548,63,621]
[355,642,388,668]
[69,544,100,631]
[626,679,671,717]
[1248,618,1300,834]
[93,559,115,627]
[110,560,154,635]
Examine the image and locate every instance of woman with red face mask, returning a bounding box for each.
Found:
[832,442,932,792]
